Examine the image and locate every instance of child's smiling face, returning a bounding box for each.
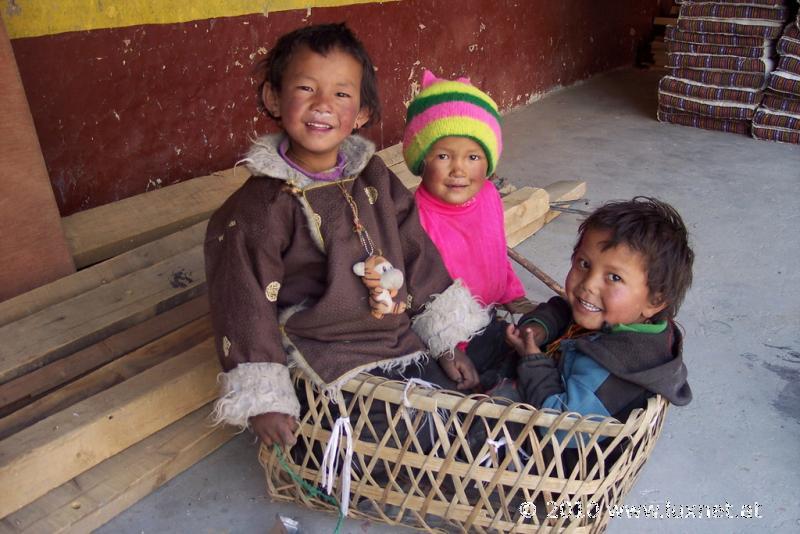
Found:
[421,136,488,205]
[264,45,369,173]
[565,228,666,330]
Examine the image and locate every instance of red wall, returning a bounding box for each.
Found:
[10,0,659,215]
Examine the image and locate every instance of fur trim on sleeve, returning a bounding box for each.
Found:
[411,279,491,358]
[211,362,300,429]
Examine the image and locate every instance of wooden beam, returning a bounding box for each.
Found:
[0,246,205,385]
[389,161,422,191]
[0,316,213,440]
[0,297,208,414]
[59,145,417,267]
[376,143,405,167]
[0,339,220,518]
[61,167,249,269]
[0,221,206,328]
[506,180,587,248]
[653,17,677,27]
[1,405,234,533]
[502,187,550,243]
[542,181,587,224]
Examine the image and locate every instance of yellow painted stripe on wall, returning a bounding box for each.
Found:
[2,0,400,39]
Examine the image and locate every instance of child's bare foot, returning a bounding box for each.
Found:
[505,324,541,356]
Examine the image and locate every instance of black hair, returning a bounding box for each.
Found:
[575,196,694,321]
[255,23,381,127]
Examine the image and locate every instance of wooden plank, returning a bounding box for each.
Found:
[61,167,249,269]
[0,246,205,385]
[59,143,415,268]
[0,405,234,533]
[653,17,677,27]
[0,297,208,414]
[542,180,587,224]
[0,316,213,440]
[376,143,405,167]
[389,160,422,190]
[507,181,587,248]
[377,143,419,190]
[0,222,206,328]
[0,17,74,301]
[0,339,220,518]
[502,187,550,240]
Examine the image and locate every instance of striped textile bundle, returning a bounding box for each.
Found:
[753,9,800,144]
[777,23,800,56]
[658,92,759,119]
[752,112,800,142]
[666,26,769,47]
[761,91,800,113]
[778,55,800,74]
[657,0,794,138]
[665,40,773,58]
[669,68,769,89]
[678,19,785,39]
[667,53,775,73]
[752,126,800,142]
[657,106,751,135]
[769,70,800,96]
[753,107,800,129]
[675,0,788,5]
[679,3,790,22]
[659,75,763,104]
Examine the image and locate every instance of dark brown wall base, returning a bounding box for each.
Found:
[11,0,658,215]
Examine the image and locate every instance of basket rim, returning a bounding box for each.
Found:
[331,371,666,435]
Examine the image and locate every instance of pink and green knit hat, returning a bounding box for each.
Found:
[403,70,503,176]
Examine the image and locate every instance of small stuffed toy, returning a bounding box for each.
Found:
[353,255,408,319]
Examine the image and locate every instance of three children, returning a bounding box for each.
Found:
[206,22,694,459]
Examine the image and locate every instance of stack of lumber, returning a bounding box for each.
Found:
[657,0,793,135]
[753,1,800,143]
[651,5,680,68]
[0,143,585,531]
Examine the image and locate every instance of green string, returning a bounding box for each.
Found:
[273,444,345,534]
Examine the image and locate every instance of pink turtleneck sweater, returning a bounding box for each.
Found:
[415,181,525,308]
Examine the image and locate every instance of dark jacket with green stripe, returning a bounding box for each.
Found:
[515,297,692,423]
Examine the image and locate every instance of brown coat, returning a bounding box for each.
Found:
[205,134,489,426]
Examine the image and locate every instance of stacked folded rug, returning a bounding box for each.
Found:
[752,3,800,143]
[658,0,793,135]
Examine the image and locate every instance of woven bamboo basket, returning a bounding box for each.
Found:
[260,371,669,533]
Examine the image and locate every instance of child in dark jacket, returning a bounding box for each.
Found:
[498,197,694,423]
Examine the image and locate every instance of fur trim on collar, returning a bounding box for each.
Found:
[243,133,376,188]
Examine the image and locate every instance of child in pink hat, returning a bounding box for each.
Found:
[404,70,528,390]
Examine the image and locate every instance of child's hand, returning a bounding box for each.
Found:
[438,349,479,390]
[505,324,542,357]
[519,322,547,347]
[250,412,299,447]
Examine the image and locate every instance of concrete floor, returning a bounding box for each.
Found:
[99,67,800,534]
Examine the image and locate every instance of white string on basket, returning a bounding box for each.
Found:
[402,378,442,449]
[319,416,354,516]
[477,437,531,469]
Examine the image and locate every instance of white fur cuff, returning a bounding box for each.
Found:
[411,279,491,357]
[212,362,301,429]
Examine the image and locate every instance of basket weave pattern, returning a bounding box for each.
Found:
[260,372,669,533]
